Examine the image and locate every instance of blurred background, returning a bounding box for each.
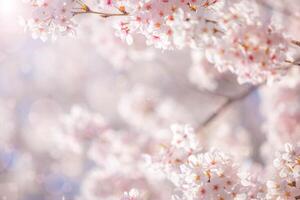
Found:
[0,0,299,199]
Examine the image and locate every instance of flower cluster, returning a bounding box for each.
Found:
[149,124,250,200]
[21,0,85,41]
[266,144,300,199]
[149,124,201,174]
[149,125,300,200]
[99,0,227,49]
[207,24,290,84]
[174,150,247,200]
[22,0,299,85]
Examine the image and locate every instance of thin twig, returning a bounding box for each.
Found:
[73,10,128,17]
[285,60,300,67]
[73,2,128,18]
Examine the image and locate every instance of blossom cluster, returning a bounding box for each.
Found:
[22,0,299,84]
[21,0,84,41]
[148,125,248,200]
[267,144,300,199]
[148,124,300,200]
[207,24,290,85]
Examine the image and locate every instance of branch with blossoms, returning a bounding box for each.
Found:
[147,125,300,200]
[72,0,129,18]
[2,0,300,199]
[21,0,300,86]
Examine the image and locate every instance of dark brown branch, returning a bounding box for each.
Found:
[197,85,261,131]
[285,60,300,67]
[292,40,300,48]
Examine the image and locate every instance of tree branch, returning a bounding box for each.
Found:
[197,84,261,132]
[285,60,300,66]
[73,1,128,18]
[292,40,300,48]
[73,10,128,18]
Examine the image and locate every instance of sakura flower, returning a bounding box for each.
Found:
[273,144,300,179]
[266,143,300,200]
[240,167,267,200]
[177,149,247,200]
[149,124,202,177]
[207,24,290,85]
[22,0,85,41]
[266,179,300,200]
[98,0,235,49]
[149,124,250,200]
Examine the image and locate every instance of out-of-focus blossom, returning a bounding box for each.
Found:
[261,70,300,158]
[0,99,15,146]
[61,105,108,143]
[78,19,155,70]
[118,85,193,133]
[80,127,173,200]
[188,50,221,91]
[205,124,252,162]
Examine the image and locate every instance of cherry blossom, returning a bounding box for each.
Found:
[207,24,291,84]
[149,124,251,200]
[266,143,300,200]
[21,0,300,84]
[21,0,83,41]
